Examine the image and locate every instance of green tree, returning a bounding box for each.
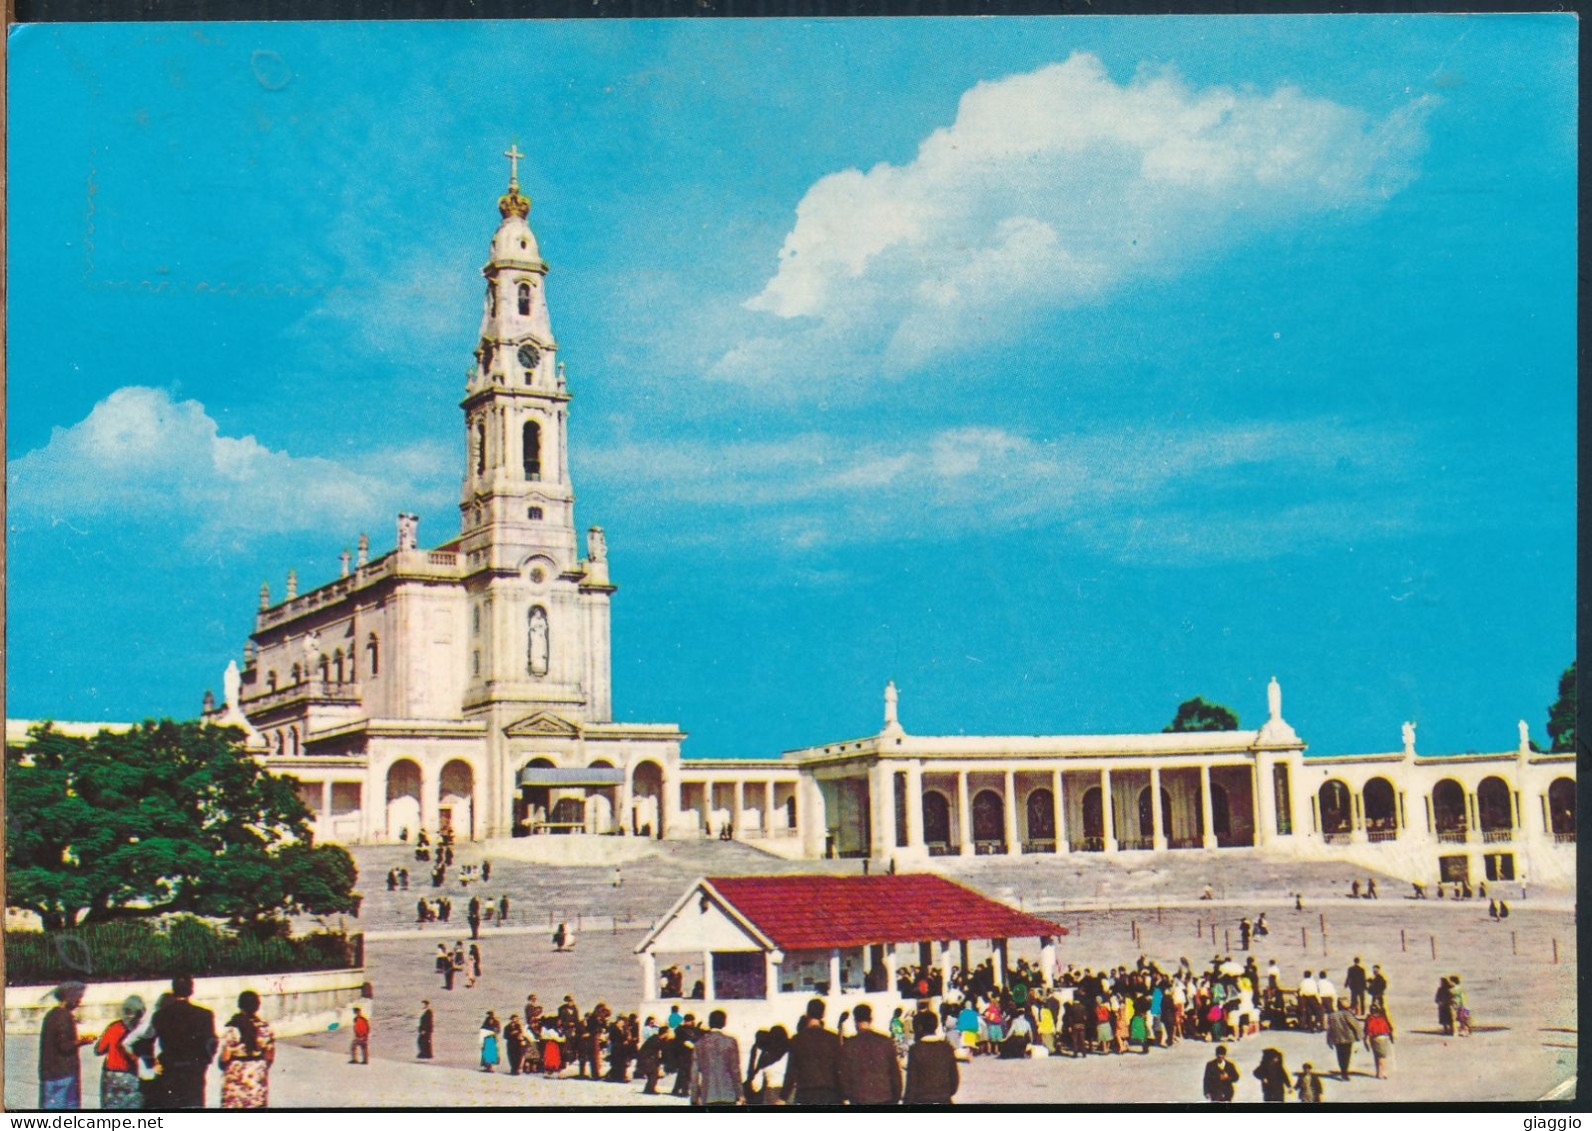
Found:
[1164,697,1239,733]
[6,720,357,930]
[1547,660,1576,752]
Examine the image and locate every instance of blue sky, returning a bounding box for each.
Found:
[6,16,1576,758]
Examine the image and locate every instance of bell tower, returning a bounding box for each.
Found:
[458,147,614,722]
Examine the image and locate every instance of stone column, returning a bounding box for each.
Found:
[802,777,828,859]
[761,780,774,839]
[734,780,745,838]
[1150,766,1166,852]
[321,780,334,838]
[883,945,898,994]
[875,763,898,857]
[1200,764,1217,850]
[765,950,783,997]
[1040,937,1058,986]
[992,941,1007,987]
[1102,767,1118,854]
[1003,769,1019,854]
[829,950,842,995]
[904,761,924,851]
[1052,769,1067,854]
[957,772,973,856]
[640,951,657,1001]
[702,952,715,1001]
[421,766,440,838]
[938,941,954,996]
[1252,756,1275,847]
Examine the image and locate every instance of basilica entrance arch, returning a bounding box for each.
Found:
[922,790,952,850]
[1548,777,1575,835]
[439,759,476,840]
[971,790,1005,850]
[631,760,665,839]
[385,759,422,840]
[1318,780,1353,837]
[1081,787,1105,848]
[1432,779,1467,838]
[1363,777,1397,838]
[1027,789,1056,843]
[1476,776,1513,840]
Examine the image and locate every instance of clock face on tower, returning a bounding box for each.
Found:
[518,343,541,371]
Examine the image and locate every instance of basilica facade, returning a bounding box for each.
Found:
[194,156,1574,890]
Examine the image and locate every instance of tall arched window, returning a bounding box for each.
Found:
[267,671,278,692]
[275,731,285,755]
[290,728,301,756]
[318,654,330,683]
[475,421,487,476]
[367,633,380,677]
[518,282,531,316]
[487,282,497,315]
[290,663,301,684]
[523,421,541,481]
[334,649,345,683]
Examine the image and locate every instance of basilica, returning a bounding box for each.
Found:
[196,153,1575,891]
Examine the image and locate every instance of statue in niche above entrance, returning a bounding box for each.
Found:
[527,606,550,676]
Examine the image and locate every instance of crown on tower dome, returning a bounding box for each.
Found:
[498,143,531,219]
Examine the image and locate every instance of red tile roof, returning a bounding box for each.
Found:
[704,873,1065,952]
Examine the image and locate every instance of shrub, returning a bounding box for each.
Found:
[5,916,357,985]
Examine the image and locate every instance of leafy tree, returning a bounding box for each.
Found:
[1164,697,1239,733]
[1547,660,1576,752]
[6,720,358,930]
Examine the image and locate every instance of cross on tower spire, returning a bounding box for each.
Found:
[504,143,524,189]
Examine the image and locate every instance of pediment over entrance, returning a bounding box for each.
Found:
[504,711,582,738]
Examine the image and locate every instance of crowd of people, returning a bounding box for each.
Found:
[37,975,283,1111]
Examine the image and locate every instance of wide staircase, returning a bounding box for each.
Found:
[334,837,1414,938]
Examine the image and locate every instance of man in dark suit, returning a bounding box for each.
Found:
[670,1014,702,1097]
[152,974,217,1109]
[781,998,843,1105]
[418,1001,434,1059]
[688,1010,743,1106]
[840,1003,902,1105]
[902,1010,958,1105]
[1202,1044,1240,1102]
[1345,958,1369,1014]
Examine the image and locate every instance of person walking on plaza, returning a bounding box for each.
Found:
[1202,1044,1240,1102]
[1369,965,1388,1008]
[153,975,218,1109]
[39,981,93,1109]
[469,895,482,940]
[418,1001,435,1059]
[1253,1047,1292,1103]
[1325,998,1361,1081]
[1435,976,1455,1035]
[1450,975,1473,1036]
[903,1010,959,1105]
[499,893,511,926]
[480,1012,502,1072]
[438,944,455,991]
[349,1006,371,1064]
[1345,958,1368,1015]
[1363,1001,1395,1079]
[94,995,146,1110]
[670,1014,701,1096]
[219,991,276,1109]
[840,1003,902,1105]
[1298,970,1319,1031]
[1315,971,1337,1030]
[689,1010,743,1106]
[782,999,844,1105]
[1295,1062,1325,1102]
[636,1024,673,1095]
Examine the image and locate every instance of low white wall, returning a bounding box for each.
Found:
[6,967,368,1038]
[483,834,656,865]
[640,990,919,1053]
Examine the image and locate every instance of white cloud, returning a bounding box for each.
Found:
[8,387,451,546]
[583,417,1404,559]
[717,54,1433,385]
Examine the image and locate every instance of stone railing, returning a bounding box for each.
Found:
[1116,836,1153,852]
[1021,839,1056,854]
[1481,828,1514,844]
[1069,836,1106,853]
[1436,828,1470,844]
[1553,830,1576,844]
[973,840,1007,856]
[1167,835,1203,850]
[927,842,956,857]
[241,677,362,711]
[1367,828,1398,843]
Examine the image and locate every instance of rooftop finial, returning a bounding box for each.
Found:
[498,142,531,220]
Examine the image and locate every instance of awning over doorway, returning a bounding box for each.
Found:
[517,766,625,787]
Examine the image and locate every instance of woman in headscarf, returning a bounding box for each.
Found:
[95,996,145,1109]
[219,991,276,1109]
[743,1025,790,1104]
[1252,1047,1292,1102]
[480,1012,501,1071]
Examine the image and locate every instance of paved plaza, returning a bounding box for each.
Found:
[6,840,1575,1107]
